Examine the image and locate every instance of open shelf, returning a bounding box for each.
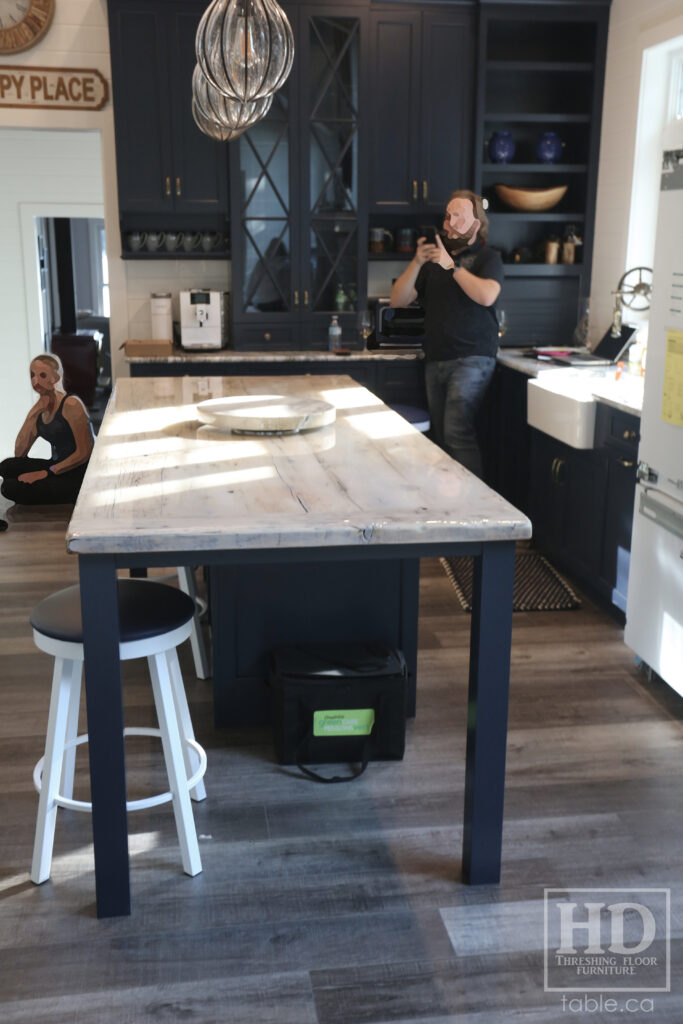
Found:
[501,263,583,277]
[482,163,587,174]
[486,60,593,73]
[122,251,231,260]
[488,212,585,222]
[485,113,591,123]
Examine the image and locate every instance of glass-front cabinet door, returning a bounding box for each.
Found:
[231,4,367,350]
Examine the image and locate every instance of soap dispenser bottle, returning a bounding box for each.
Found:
[328,315,341,352]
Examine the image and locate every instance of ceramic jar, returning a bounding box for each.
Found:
[488,131,515,164]
[536,131,563,164]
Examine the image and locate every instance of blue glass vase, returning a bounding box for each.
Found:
[536,131,563,164]
[488,131,515,164]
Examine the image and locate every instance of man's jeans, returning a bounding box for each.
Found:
[425,355,496,478]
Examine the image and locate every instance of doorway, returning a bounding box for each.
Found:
[36,215,112,426]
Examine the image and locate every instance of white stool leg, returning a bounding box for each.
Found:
[148,652,202,877]
[166,649,207,803]
[177,566,210,680]
[31,657,81,885]
[60,664,82,800]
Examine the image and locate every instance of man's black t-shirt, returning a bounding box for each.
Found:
[415,240,504,362]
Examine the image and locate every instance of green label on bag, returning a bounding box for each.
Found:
[313,709,375,737]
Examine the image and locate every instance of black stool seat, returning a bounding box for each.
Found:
[30,580,196,644]
[388,404,430,429]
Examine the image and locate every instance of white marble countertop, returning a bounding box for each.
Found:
[498,348,643,416]
[125,348,423,363]
[67,375,531,555]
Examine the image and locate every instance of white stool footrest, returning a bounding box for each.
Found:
[33,726,207,814]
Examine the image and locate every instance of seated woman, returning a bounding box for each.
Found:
[0,354,94,516]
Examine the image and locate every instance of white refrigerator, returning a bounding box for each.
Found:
[625,134,683,697]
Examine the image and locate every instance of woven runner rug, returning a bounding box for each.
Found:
[440,551,581,613]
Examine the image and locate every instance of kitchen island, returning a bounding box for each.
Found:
[67,374,530,917]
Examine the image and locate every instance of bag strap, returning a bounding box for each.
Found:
[293,695,383,784]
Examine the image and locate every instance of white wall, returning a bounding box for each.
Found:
[0,0,232,458]
[0,129,105,454]
[0,0,118,456]
[591,0,683,344]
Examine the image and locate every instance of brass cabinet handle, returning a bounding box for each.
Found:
[551,457,566,485]
[622,428,637,441]
[423,179,428,201]
[617,456,635,468]
[175,177,181,197]
[264,332,271,342]
[164,176,171,198]
[294,290,299,309]
[412,180,418,201]
[304,290,309,308]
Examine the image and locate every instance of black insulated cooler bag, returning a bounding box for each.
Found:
[268,642,407,783]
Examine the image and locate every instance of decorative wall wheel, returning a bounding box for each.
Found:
[617,267,653,311]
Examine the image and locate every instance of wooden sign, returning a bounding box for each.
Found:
[0,65,108,110]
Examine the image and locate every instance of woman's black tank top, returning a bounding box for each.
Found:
[37,394,93,464]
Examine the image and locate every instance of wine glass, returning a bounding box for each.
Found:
[496,309,508,338]
[359,310,373,350]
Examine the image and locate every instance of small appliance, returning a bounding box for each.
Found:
[368,299,424,349]
[179,289,229,349]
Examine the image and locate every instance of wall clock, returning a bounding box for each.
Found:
[0,0,55,56]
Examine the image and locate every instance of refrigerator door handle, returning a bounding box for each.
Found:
[640,490,683,542]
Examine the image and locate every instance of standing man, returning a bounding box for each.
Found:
[390,190,503,477]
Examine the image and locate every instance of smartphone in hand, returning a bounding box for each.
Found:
[419,225,438,245]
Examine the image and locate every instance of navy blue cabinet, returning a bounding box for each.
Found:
[108,0,228,243]
[595,401,639,614]
[229,4,369,350]
[529,428,608,590]
[368,5,475,214]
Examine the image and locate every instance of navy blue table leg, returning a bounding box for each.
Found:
[79,555,131,917]
[462,540,516,885]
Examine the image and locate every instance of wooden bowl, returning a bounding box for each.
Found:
[494,183,568,211]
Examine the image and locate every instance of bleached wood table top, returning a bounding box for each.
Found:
[67,375,531,555]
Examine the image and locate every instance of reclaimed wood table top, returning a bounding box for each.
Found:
[67,374,531,555]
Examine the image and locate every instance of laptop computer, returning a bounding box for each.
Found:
[528,324,636,366]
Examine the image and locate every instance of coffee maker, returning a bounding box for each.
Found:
[179,290,228,349]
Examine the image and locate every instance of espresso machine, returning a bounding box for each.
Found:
[179,289,229,349]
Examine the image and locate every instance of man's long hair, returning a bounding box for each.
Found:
[446,190,489,243]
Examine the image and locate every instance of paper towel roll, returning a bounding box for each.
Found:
[151,293,173,340]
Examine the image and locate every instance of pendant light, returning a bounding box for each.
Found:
[195,0,294,104]
[192,64,273,141]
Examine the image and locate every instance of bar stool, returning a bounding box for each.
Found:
[29,579,207,885]
[388,403,431,433]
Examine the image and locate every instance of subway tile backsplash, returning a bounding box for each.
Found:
[125,260,232,338]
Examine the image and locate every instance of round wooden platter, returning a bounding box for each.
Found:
[196,394,336,435]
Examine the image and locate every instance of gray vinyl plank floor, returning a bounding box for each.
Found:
[0,507,681,1023]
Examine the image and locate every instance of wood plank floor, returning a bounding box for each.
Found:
[0,505,681,1023]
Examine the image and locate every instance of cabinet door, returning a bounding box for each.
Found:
[299,6,366,346]
[368,9,421,211]
[562,447,607,580]
[109,1,173,214]
[167,6,229,214]
[601,455,637,613]
[529,429,566,554]
[419,7,475,211]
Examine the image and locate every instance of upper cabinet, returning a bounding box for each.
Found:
[108,0,229,255]
[229,4,368,350]
[368,5,475,214]
[473,1,609,345]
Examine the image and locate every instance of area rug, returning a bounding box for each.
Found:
[440,551,581,613]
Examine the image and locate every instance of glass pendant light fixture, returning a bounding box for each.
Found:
[192,64,273,142]
[195,0,294,104]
